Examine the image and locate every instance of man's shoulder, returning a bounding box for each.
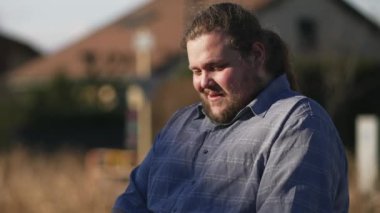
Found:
[272,94,339,136]
[291,96,331,121]
[272,94,344,151]
[265,92,307,117]
[267,93,336,131]
[272,93,329,118]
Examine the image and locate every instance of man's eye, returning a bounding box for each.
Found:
[212,64,226,71]
[213,66,222,71]
[192,69,202,75]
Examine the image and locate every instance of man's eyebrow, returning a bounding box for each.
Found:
[205,60,227,68]
[188,58,227,70]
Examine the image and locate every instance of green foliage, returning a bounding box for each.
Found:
[0,73,126,151]
[0,87,28,150]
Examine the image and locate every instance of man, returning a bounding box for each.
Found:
[113,3,349,212]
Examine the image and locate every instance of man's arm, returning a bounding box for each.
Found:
[256,109,349,213]
[112,147,155,213]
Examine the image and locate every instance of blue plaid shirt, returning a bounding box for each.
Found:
[113,75,349,213]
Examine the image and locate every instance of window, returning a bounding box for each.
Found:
[297,17,318,50]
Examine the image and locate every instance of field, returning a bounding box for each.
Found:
[0,147,128,213]
[0,148,379,212]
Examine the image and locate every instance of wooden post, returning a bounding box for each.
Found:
[126,85,152,164]
[133,29,154,78]
[356,114,379,194]
[125,28,154,163]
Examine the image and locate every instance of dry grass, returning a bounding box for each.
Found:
[348,152,380,213]
[0,147,127,213]
[0,148,379,212]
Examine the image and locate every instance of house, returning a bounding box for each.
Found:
[256,0,380,61]
[0,33,40,76]
[6,0,380,90]
[6,0,380,84]
[5,0,273,87]
[0,32,41,147]
[6,0,188,86]
[5,0,380,154]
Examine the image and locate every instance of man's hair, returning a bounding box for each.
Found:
[183,3,298,90]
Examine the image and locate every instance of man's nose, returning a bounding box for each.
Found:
[200,72,212,89]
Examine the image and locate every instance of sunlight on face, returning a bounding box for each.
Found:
[187,32,267,124]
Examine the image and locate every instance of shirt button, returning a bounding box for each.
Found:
[203,149,209,154]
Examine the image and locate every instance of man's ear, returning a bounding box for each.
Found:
[252,41,272,83]
[251,42,266,68]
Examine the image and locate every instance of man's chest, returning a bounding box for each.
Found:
[147,120,276,211]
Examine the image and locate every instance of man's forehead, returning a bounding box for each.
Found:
[187,31,231,47]
[187,33,233,65]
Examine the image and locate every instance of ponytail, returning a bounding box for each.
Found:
[261,30,298,91]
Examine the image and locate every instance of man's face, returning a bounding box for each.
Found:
[187,32,268,123]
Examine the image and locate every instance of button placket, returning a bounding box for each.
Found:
[200,130,213,158]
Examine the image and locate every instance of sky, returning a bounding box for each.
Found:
[0,0,379,54]
[0,0,150,53]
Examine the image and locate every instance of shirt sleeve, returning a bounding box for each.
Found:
[112,141,156,213]
[112,106,192,213]
[256,108,349,213]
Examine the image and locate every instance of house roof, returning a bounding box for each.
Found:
[333,0,380,33]
[6,0,274,87]
[5,0,380,87]
[0,33,40,74]
[6,0,188,87]
[0,33,40,56]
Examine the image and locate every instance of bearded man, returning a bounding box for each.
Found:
[113,3,349,213]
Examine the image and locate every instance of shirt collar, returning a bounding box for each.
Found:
[248,74,293,117]
[195,74,293,121]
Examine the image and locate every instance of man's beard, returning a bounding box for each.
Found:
[200,90,247,124]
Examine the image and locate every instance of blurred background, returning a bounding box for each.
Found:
[0,0,380,212]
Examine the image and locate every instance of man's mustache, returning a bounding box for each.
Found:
[201,85,225,96]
